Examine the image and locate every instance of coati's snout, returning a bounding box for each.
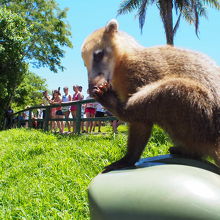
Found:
[82,19,119,97]
[87,48,114,95]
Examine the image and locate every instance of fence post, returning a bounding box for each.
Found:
[75,102,82,134]
[44,106,50,132]
[17,113,21,128]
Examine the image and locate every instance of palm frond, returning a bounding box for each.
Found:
[174,0,191,14]
[181,6,194,24]
[118,0,156,33]
[181,1,208,38]
[203,0,220,10]
[117,0,142,15]
[117,0,220,44]
[194,3,200,37]
[137,0,150,33]
[173,13,181,36]
[196,1,208,17]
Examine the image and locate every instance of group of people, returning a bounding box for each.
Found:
[4,85,121,133]
[41,85,120,134]
[41,85,82,133]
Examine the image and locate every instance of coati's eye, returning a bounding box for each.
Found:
[93,49,104,62]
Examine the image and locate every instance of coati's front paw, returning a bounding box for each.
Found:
[91,81,112,98]
[102,157,135,173]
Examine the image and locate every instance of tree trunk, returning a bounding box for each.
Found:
[159,0,174,45]
[0,68,21,130]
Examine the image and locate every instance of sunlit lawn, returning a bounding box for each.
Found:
[0,125,171,219]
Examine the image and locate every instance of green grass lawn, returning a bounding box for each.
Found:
[0,125,172,219]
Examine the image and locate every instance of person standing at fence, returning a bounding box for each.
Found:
[42,91,51,118]
[62,86,72,133]
[106,110,122,134]
[78,86,84,99]
[19,113,26,127]
[93,103,105,132]
[78,85,85,132]
[70,85,83,133]
[5,106,14,129]
[37,108,44,129]
[23,106,32,128]
[50,91,57,132]
[85,89,97,133]
[50,90,64,134]
[41,90,51,129]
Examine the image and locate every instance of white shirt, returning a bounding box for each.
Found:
[96,103,105,112]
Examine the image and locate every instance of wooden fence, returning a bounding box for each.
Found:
[10,99,117,134]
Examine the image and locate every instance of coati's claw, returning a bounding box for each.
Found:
[92,81,112,97]
[92,87,103,96]
[102,157,135,173]
[99,82,110,92]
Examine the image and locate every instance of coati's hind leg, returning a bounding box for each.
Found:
[103,122,153,173]
[169,146,203,160]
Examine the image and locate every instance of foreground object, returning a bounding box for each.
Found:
[88,155,220,220]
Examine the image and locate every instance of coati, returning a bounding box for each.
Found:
[81,19,220,173]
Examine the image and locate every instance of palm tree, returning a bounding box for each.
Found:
[117,0,220,45]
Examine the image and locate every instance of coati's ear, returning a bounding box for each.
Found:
[105,19,119,33]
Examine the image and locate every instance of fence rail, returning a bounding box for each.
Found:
[9,99,117,134]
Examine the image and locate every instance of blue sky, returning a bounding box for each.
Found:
[31,0,220,97]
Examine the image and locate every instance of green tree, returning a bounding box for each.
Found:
[118,0,220,45]
[0,0,73,72]
[0,1,72,129]
[12,71,48,112]
[0,7,30,129]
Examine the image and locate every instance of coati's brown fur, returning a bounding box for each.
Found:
[82,19,220,172]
